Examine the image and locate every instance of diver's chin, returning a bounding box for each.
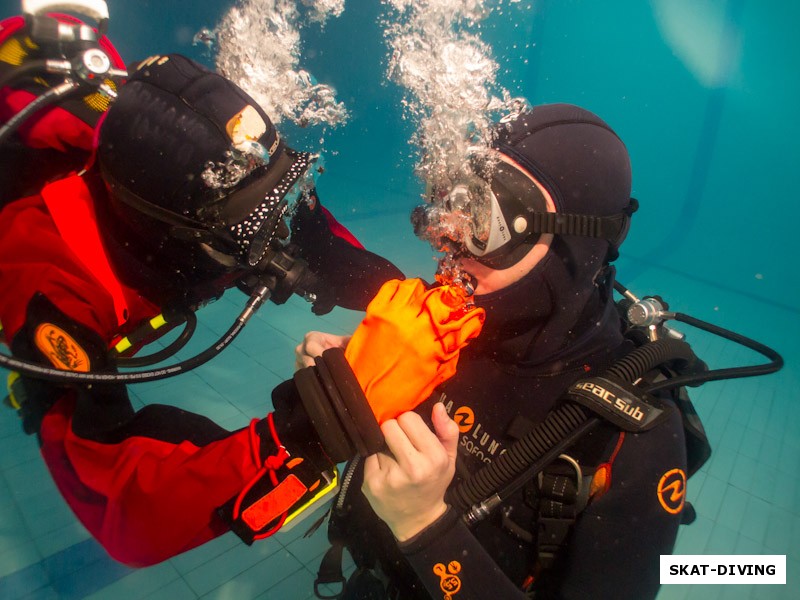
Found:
[455,257,490,295]
[457,254,540,296]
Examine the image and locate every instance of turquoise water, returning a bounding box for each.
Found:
[0,0,798,598]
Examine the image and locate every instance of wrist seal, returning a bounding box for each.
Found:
[294,347,384,463]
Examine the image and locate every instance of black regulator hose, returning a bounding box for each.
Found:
[0,79,82,146]
[448,337,697,522]
[0,286,271,384]
[115,310,198,368]
[0,59,50,90]
[0,78,82,139]
[448,402,596,520]
[645,312,784,393]
[606,336,698,383]
[613,280,784,393]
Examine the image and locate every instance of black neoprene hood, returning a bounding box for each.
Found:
[97,53,312,266]
[494,104,632,222]
[480,104,634,268]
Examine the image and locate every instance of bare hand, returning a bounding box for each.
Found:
[294,331,351,371]
[362,403,459,541]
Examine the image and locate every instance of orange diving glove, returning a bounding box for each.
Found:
[344,278,485,423]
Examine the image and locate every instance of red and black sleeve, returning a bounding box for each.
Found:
[9,292,275,567]
[290,191,405,315]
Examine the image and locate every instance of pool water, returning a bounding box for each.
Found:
[0,1,797,598]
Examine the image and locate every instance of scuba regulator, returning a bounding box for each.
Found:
[0,1,127,147]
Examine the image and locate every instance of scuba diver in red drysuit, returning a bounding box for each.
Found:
[0,20,485,567]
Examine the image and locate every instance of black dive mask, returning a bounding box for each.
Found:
[411,155,638,270]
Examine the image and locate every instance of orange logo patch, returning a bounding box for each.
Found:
[453,406,475,433]
[657,468,687,514]
[34,324,91,372]
[433,561,462,599]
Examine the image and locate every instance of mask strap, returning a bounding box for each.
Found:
[527,199,636,248]
[99,163,240,254]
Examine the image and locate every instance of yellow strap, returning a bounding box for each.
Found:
[6,371,22,410]
[114,337,132,354]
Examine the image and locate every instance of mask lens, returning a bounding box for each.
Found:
[466,180,492,246]
[230,152,320,267]
[413,177,496,256]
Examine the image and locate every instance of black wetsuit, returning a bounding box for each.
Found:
[315,251,691,600]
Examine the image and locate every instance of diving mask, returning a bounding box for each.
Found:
[412,153,638,270]
[411,156,549,270]
[227,150,319,267]
[102,147,323,306]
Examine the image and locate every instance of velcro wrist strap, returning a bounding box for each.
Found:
[219,415,338,544]
[223,416,293,543]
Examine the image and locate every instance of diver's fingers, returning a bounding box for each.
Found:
[294,331,350,371]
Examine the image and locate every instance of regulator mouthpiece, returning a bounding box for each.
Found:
[434,255,477,303]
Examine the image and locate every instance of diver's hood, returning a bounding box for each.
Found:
[462,104,632,365]
[491,104,634,267]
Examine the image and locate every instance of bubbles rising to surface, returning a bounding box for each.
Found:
[384,0,503,190]
[300,0,346,24]
[382,0,528,289]
[201,150,262,191]
[193,2,348,197]
[211,0,349,129]
[192,28,217,51]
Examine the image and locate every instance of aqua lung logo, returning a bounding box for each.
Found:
[453,406,474,431]
[493,212,510,243]
[470,196,510,254]
[442,395,505,464]
[573,381,645,422]
[657,468,687,514]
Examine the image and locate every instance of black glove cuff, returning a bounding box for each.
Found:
[293,348,384,463]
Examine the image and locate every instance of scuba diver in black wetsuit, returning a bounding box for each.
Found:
[296,104,783,599]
